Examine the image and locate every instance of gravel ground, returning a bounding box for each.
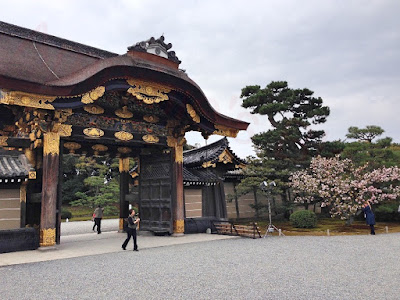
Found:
[1,233,399,300]
[61,219,119,236]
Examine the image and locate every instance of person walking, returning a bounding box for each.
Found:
[122,209,140,251]
[92,205,104,234]
[362,201,376,235]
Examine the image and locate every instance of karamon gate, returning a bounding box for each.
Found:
[0,22,248,248]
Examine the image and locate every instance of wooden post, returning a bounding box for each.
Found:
[20,182,27,228]
[168,136,185,236]
[119,157,130,231]
[40,132,60,247]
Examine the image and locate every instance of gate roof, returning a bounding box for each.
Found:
[0,21,249,134]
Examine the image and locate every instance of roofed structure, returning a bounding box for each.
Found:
[0,149,31,181]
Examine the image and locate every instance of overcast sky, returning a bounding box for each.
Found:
[1,0,399,158]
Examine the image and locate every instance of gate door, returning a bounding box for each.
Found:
[139,152,172,233]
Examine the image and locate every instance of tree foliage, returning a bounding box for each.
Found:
[346,125,384,143]
[240,81,330,204]
[241,81,330,167]
[290,155,400,221]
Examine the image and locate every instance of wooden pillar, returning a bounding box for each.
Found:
[168,136,185,236]
[40,132,60,247]
[119,157,130,231]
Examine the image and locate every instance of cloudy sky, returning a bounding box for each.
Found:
[1,0,399,158]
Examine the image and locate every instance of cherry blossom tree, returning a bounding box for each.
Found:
[290,155,400,222]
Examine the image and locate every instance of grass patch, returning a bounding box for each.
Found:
[61,205,118,221]
[234,218,400,236]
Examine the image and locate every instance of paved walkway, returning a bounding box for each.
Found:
[0,230,238,267]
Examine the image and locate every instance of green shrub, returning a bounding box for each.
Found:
[290,210,317,228]
[103,206,119,216]
[375,202,400,222]
[61,209,72,219]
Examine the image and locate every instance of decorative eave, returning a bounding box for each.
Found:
[0,21,249,136]
[0,149,33,181]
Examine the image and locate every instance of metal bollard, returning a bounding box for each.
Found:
[385,226,389,234]
[327,229,330,236]
[278,229,282,236]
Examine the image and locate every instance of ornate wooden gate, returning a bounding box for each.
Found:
[139,152,173,233]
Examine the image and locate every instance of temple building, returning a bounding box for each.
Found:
[0,21,249,252]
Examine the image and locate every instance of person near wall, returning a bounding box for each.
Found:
[92,205,104,234]
[362,201,376,235]
[122,209,140,251]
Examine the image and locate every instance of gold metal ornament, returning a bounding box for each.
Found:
[115,106,133,119]
[83,128,104,138]
[43,132,60,155]
[28,170,37,179]
[173,219,185,233]
[20,184,27,203]
[143,115,160,123]
[0,136,8,146]
[84,105,104,115]
[213,125,239,138]
[0,90,56,110]
[127,79,171,104]
[117,147,132,154]
[40,228,56,247]
[115,131,133,141]
[142,134,159,144]
[186,104,200,123]
[64,142,81,154]
[119,157,130,172]
[81,86,106,104]
[92,144,108,155]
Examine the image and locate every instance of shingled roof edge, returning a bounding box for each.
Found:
[0,21,117,59]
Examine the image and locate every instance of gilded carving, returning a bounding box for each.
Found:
[58,124,72,137]
[83,128,104,138]
[167,136,186,163]
[127,79,171,104]
[213,125,239,138]
[43,132,60,156]
[40,228,56,247]
[142,134,159,144]
[119,157,130,172]
[0,90,56,110]
[202,161,216,168]
[173,219,185,233]
[115,106,133,119]
[92,144,108,155]
[143,115,159,123]
[0,136,8,146]
[118,147,132,154]
[186,104,200,123]
[84,104,104,115]
[218,149,234,164]
[64,142,81,154]
[54,109,73,123]
[115,131,133,141]
[130,171,139,179]
[81,86,106,104]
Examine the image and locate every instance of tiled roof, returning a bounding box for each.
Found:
[183,167,221,183]
[0,150,31,179]
[183,138,245,168]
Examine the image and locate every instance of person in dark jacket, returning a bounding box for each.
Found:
[122,209,140,251]
[92,205,104,234]
[362,201,376,235]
